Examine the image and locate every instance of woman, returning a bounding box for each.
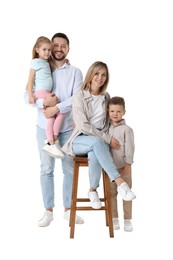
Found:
[63,61,136,209]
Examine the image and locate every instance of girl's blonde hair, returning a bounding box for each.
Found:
[81,61,109,95]
[32,36,51,59]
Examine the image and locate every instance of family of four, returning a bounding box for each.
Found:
[25,32,136,232]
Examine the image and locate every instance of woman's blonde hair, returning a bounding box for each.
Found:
[81,61,109,95]
[32,36,51,59]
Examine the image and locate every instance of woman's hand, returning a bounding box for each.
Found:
[110,137,121,149]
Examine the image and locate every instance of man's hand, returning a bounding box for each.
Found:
[43,93,59,107]
[43,106,59,118]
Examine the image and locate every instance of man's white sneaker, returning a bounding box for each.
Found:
[124,220,133,232]
[43,143,64,159]
[117,182,136,201]
[113,218,120,230]
[38,210,53,227]
[64,210,84,224]
[88,191,102,209]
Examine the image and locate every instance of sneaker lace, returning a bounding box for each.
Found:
[121,183,130,194]
[91,192,99,202]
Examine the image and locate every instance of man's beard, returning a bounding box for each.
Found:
[52,52,66,61]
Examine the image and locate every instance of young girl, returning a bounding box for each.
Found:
[26,36,64,158]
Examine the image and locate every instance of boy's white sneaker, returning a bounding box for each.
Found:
[113,218,120,230]
[43,142,64,159]
[88,191,102,209]
[117,182,136,201]
[38,210,53,227]
[124,220,133,232]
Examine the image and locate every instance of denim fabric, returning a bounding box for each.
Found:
[72,135,120,187]
[36,126,74,209]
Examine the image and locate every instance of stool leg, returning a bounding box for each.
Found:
[103,170,114,238]
[102,171,108,226]
[70,163,79,238]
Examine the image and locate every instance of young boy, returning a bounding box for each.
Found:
[108,96,135,232]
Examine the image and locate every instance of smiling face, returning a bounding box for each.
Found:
[90,67,107,95]
[51,37,69,61]
[109,104,126,125]
[36,43,52,60]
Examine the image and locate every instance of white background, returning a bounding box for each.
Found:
[0,0,173,259]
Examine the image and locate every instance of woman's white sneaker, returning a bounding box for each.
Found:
[117,182,136,201]
[88,191,102,209]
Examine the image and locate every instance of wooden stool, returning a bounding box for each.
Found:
[69,156,114,238]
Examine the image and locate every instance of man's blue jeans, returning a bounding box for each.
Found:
[36,126,74,209]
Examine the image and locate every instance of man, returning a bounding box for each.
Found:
[25,33,84,227]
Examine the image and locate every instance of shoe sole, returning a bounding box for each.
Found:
[124,194,136,201]
[124,228,133,232]
[64,215,84,224]
[90,204,102,209]
[43,149,64,159]
[38,218,53,227]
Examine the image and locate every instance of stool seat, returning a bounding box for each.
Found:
[69,155,114,238]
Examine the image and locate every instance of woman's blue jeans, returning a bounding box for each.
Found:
[72,135,120,189]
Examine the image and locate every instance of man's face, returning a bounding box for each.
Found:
[51,37,69,61]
